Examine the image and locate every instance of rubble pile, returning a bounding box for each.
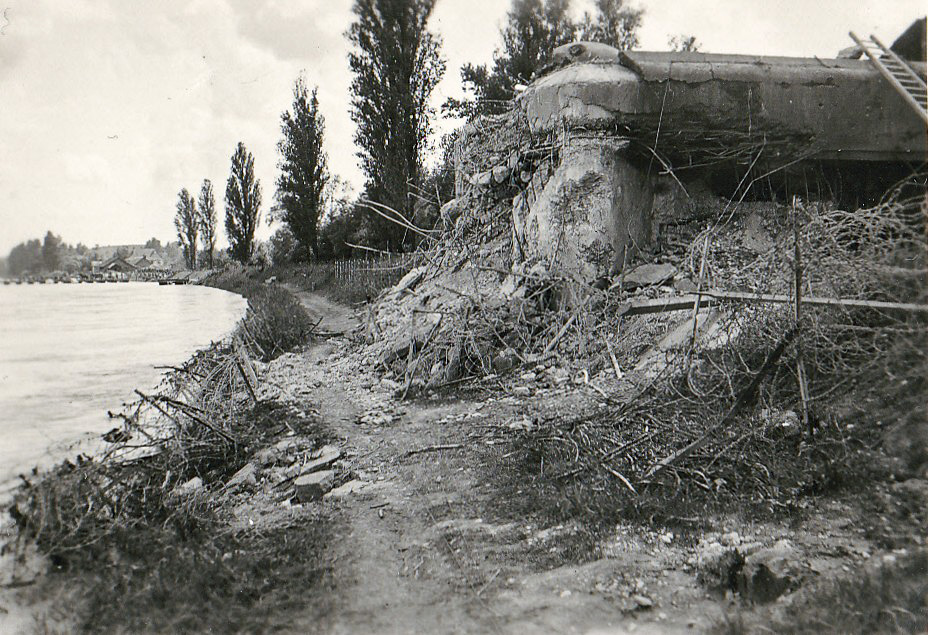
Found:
[359,85,926,513]
[499,179,928,517]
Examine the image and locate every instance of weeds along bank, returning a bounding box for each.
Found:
[3,275,337,632]
[202,264,318,360]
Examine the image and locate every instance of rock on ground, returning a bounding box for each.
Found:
[295,470,336,503]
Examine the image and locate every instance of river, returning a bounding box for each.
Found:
[0,282,247,492]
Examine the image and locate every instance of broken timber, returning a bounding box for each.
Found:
[644,327,800,480]
[233,336,259,403]
[617,291,928,317]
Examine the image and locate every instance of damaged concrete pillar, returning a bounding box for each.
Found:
[515,137,653,278]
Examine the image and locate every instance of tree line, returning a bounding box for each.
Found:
[7,0,696,274]
[2,233,177,277]
[2,0,700,276]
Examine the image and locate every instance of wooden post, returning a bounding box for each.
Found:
[792,198,812,440]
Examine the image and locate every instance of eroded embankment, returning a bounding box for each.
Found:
[0,275,339,633]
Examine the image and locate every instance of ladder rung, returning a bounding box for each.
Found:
[849,30,928,122]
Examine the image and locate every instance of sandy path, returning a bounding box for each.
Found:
[282,284,361,335]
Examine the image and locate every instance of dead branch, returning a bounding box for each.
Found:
[404,443,465,456]
[644,327,799,480]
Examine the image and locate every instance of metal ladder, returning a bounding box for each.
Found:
[849,31,928,125]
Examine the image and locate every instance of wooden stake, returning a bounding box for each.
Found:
[233,336,259,403]
[606,340,623,379]
[792,198,813,440]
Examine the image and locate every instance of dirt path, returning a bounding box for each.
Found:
[258,290,924,634]
[262,291,718,634]
[268,340,720,634]
[283,284,361,335]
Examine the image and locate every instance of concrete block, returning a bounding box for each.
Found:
[226,462,257,489]
[295,470,335,502]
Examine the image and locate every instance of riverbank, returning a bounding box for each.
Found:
[0,274,326,632]
[0,282,247,501]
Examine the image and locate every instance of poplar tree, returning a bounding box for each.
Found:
[347,0,445,252]
[224,143,262,264]
[174,188,198,269]
[197,179,217,268]
[274,76,329,261]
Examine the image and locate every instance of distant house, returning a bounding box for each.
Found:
[101,256,137,273]
[129,255,153,269]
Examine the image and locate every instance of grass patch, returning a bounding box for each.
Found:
[204,265,317,360]
[71,516,337,634]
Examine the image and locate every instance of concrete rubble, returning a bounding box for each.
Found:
[300,445,341,474]
[294,470,336,503]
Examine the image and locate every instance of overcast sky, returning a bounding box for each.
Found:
[0,0,923,255]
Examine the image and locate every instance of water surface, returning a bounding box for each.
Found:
[0,282,246,488]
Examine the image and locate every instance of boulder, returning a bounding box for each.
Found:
[493,349,518,374]
[171,477,204,498]
[226,462,258,489]
[674,277,699,294]
[382,323,435,365]
[324,480,368,498]
[294,470,336,502]
[632,594,654,609]
[741,213,774,253]
[891,478,928,506]
[253,447,278,467]
[379,377,403,392]
[474,171,493,187]
[737,539,804,603]
[254,437,302,467]
[492,165,511,184]
[695,541,744,591]
[388,267,425,299]
[440,199,464,226]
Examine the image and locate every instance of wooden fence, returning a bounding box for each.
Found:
[305,254,416,301]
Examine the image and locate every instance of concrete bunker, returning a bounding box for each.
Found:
[506,35,927,277]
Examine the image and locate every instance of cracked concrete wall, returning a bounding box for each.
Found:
[520,52,927,162]
[514,137,653,277]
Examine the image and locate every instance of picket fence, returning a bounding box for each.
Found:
[307,253,416,300]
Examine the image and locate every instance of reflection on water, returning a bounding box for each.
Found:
[0,282,246,485]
